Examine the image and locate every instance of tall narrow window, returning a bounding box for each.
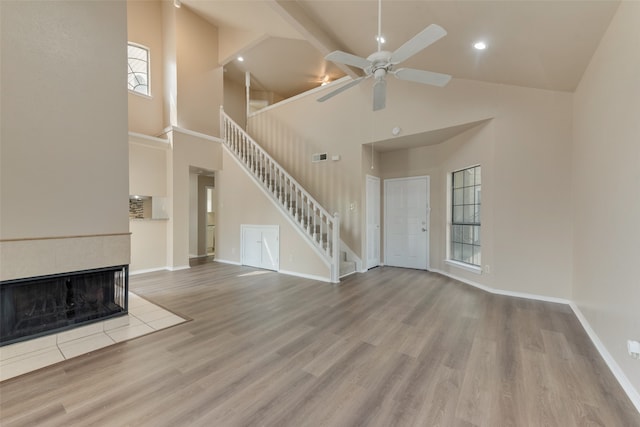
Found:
[127,43,149,96]
[451,166,481,266]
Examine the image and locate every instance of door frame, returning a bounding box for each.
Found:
[383,176,430,270]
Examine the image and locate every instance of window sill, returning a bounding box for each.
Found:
[445,259,482,275]
[128,90,152,100]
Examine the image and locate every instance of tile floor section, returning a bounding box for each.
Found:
[0,293,186,382]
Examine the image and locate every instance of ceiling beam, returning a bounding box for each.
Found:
[265,0,359,79]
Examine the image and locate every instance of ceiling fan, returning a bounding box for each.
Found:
[318,0,451,111]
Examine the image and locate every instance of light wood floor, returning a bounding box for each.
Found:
[1,262,638,426]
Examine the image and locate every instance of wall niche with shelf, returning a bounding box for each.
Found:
[129,196,168,220]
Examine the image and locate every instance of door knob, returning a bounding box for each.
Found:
[422,228,427,232]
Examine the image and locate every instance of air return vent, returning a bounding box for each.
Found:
[312,153,328,163]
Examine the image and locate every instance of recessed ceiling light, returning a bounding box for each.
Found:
[474,41,487,50]
[237,56,244,62]
[376,35,386,44]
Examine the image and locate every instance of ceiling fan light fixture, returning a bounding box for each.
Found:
[473,41,487,50]
[318,0,451,111]
[376,35,386,44]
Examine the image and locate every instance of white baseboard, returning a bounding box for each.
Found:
[431,267,639,414]
[278,269,332,283]
[570,303,640,414]
[430,268,570,304]
[214,258,242,266]
[339,270,358,279]
[129,267,169,276]
[167,265,190,272]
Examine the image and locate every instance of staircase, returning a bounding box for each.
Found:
[220,108,344,282]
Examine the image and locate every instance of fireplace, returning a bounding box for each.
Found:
[0,265,128,346]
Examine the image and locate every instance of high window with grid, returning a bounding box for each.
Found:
[451,166,481,266]
[127,43,149,96]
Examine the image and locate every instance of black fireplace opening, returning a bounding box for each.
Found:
[0,265,128,346]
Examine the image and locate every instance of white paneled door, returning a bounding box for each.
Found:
[366,175,381,269]
[241,225,279,271]
[384,176,429,270]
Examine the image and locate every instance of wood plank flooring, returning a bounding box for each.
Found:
[1,262,638,426]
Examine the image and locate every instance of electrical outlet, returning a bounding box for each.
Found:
[628,340,640,359]
[484,264,491,274]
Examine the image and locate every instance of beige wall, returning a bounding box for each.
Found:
[176,6,223,136]
[129,220,167,272]
[129,140,169,197]
[224,76,247,129]
[572,1,640,396]
[248,90,370,255]
[217,149,331,280]
[168,130,222,268]
[248,78,573,298]
[162,0,178,128]
[0,0,130,279]
[128,138,170,272]
[127,0,165,136]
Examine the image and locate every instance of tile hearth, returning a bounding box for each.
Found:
[0,293,186,382]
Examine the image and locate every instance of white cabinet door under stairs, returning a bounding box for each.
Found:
[241,225,279,271]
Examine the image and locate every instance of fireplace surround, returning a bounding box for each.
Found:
[0,265,128,346]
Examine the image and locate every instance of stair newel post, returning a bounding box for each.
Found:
[331,213,340,283]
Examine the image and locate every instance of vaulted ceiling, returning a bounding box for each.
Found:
[183,0,620,99]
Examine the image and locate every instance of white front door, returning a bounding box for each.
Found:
[366,175,381,269]
[241,225,279,271]
[384,176,429,269]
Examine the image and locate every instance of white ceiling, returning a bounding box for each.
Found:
[184,0,620,99]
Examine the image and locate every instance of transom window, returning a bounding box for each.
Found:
[451,165,481,266]
[127,43,149,96]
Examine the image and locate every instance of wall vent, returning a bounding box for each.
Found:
[312,153,328,163]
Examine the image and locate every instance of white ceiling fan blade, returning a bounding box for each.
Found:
[389,24,447,65]
[325,51,371,71]
[317,76,366,103]
[372,79,386,111]
[394,68,451,87]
